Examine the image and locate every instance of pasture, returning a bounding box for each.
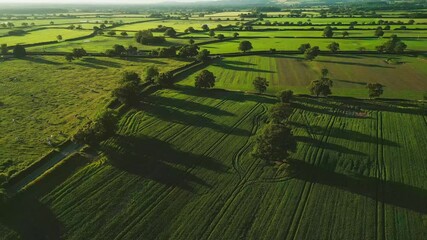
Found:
[1,88,425,239]
[0,29,92,46]
[179,54,427,99]
[0,56,188,177]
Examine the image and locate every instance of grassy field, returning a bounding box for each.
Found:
[179,54,427,99]
[0,29,92,46]
[1,87,425,239]
[200,37,427,52]
[257,17,427,25]
[0,56,189,177]
[111,19,242,32]
[27,35,211,53]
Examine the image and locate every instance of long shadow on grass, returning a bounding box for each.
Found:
[316,59,394,69]
[294,135,367,156]
[82,57,121,68]
[334,79,368,86]
[139,100,250,136]
[24,56,62,65]
[288,159,427,214]
[0,192,63,240]
[212,60,275,73]
[289,121,399,147]
[102,135,227,192]
[74,62,107,69]
[173,85,277,105]
[293,96,425,116]
[122,57,169,65]
[146,94,235,117]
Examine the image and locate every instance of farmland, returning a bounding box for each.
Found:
[0,2,427,240]
[179,54,427,99]
[1,88,426,239]
[0,56,189,177]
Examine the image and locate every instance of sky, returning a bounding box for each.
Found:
[0,0,213,3]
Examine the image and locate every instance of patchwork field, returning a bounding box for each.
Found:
[179,54,427,99]
[0,56,189,177]
[0,29,92,46]
[200,37,427,53]
[1,88,425,239]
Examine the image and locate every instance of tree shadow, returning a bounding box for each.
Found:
[138,99,251,137]
[334,79,368,86]
[316,59,394,69]
[24,57,62,65]
[146,94,235,117]
[220,60,256,66]
[173,85,277,105]
[74,62,107,69]
[287,159,427,214]
[102,135,227,192]
[294,135,368,156]
[82,57,121,68]
[0,192,63,240]
[289,121,399,147]
[213,60,275,73]
[122,57,168,65]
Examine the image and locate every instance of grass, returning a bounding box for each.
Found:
[0,56,189,177]
[0,29,93,46]
[178,54,427,99]
[1,88,425,239]
[200,37,427,53]
[257,17,427,25]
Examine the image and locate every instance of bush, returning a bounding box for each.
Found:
[13,45,26,58]
[73,110,118,145]
[278,90,293,103]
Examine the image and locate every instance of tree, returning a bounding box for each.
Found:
[195,70,216,89]
[375,27,385,37]
[13,45,26,58]
[202,24,209,31]
[233,32,239,38]
[323,26,334,38]
[196,49,211,62]
[321,68,329,79]
[342,31,349,38]
[73,109,118,145]
[268,103,293,123]
[164,28,177,37]
[0,44,8,55]
[56,35,63,41]
[209,30,215,38]
[178,44,200,58]
[298,43,311,53]
[309,78,333,97]
[238,40,253,53]
[304,46,320,61]
[327,42,340,53]
[367,83,384,98]
[107,31,116,36]
[376,35,407,53]
[252,123,297,163]
[253,77,269,93]
[113,71,141,105]
[189,38,195,45]
[121,71,141,85]
[72,48,87,59]
[65,53,74,62]
[156,72,174,87]
[144,66,159,83]
[278,90,293,103]
[120,31,128,37]
[217,34,225,40]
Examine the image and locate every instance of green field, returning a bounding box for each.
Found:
[0,29,92,46]
[200,37,427,52]
[112,19,241,32]
[1,87,425,239]
[179,54,427,99]
[0,56,188,177]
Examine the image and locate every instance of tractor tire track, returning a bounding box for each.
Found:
[114,102,263,240]
[232,104,267,179]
